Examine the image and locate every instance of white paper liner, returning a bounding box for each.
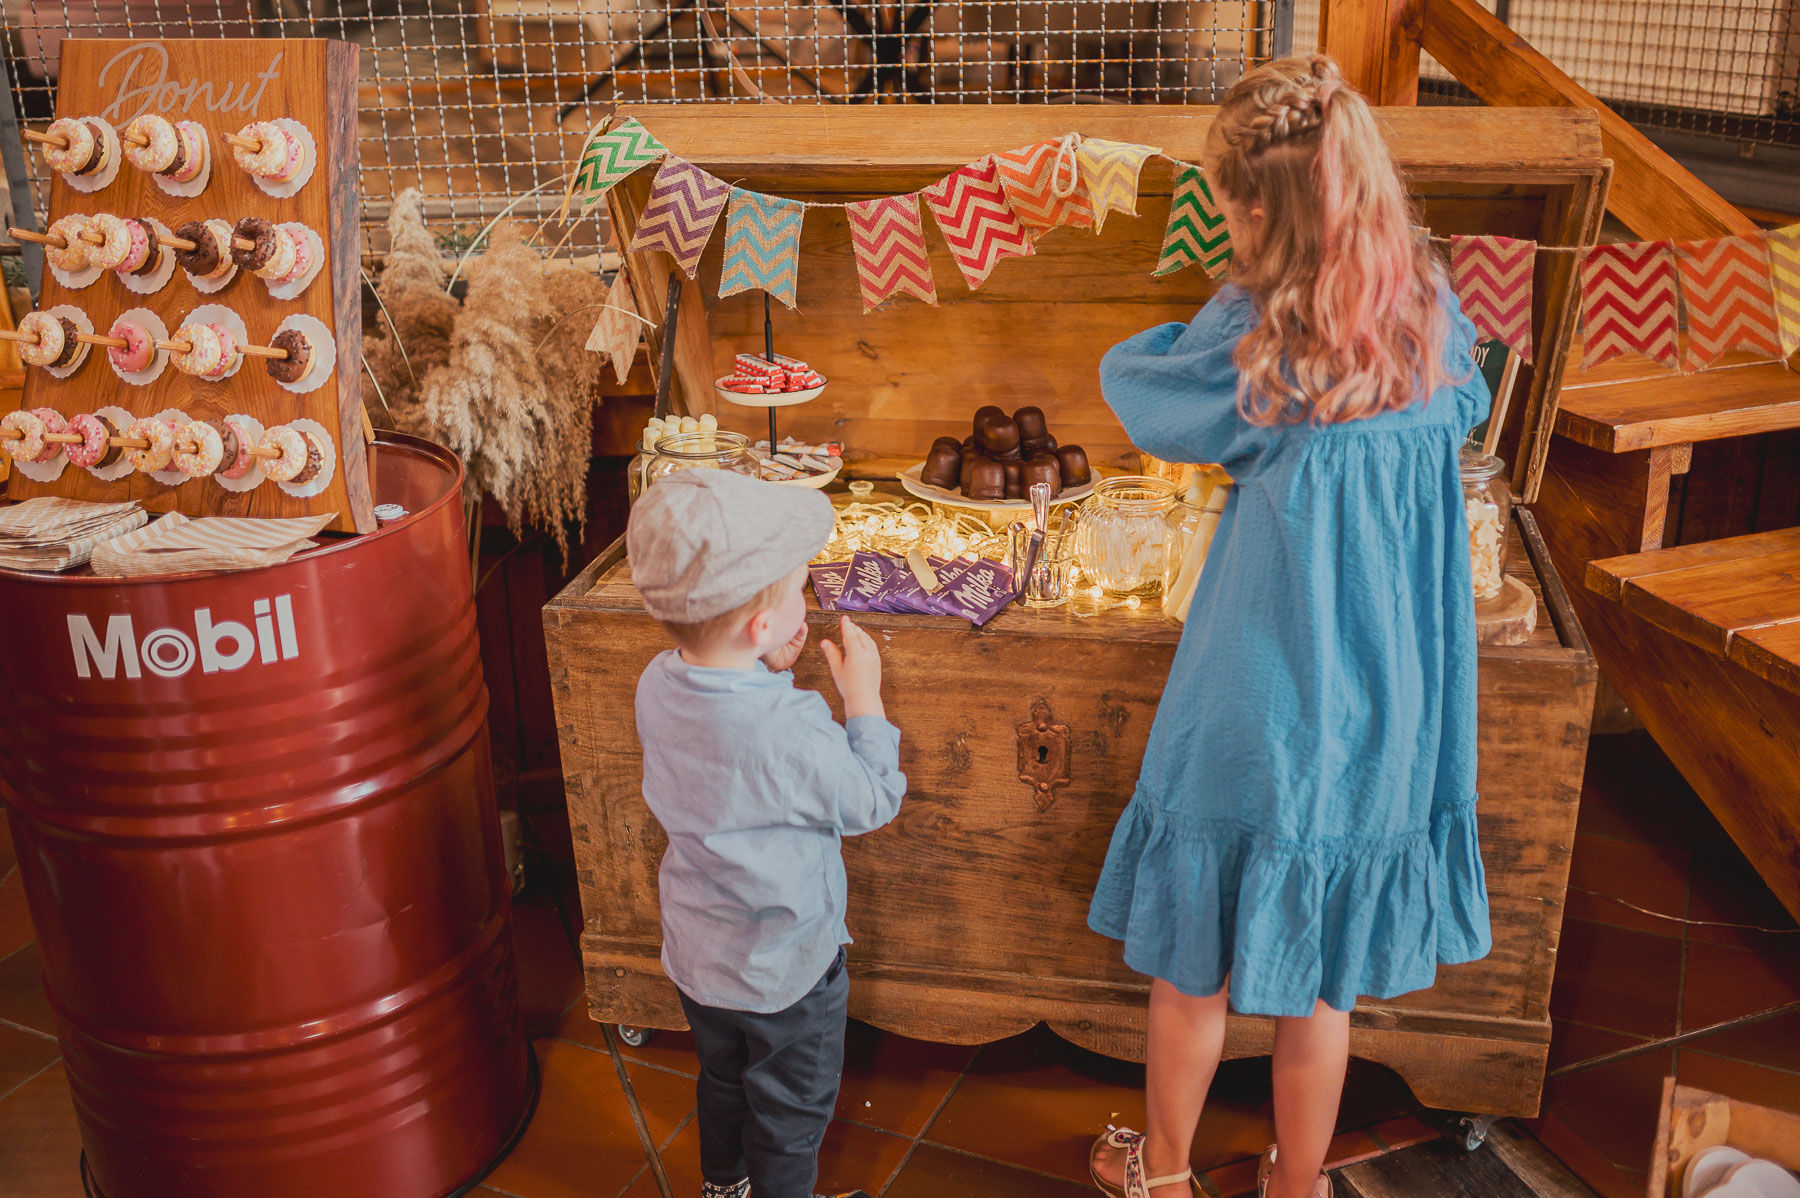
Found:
[183,303,249,380]
[12,417,72,482]
[117,218,178,296]
[278,418,338,499]
[153,126,213,199]
[63,119,122,194]
[49,259,102,290]
[185,218,240,294]
[265,224,326,300]
[44,306,93,379]
[214,414,267,492]
[107,307,170,386]
[254,118,317,198]
[271,314,337,394]
[148,407,194,487]
[88,405,139,481]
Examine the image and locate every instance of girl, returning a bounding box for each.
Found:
[1084,55,1493,1198]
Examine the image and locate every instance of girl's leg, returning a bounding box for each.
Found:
[1266,1000,1351,1198]
[1094,977,1231,1194]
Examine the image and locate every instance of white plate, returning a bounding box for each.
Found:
[761,456,841,489]
[898,461,1096,513]
[715,375,825,408]
[1689,1149,1753,1198]
[1727,1161,1800,1198]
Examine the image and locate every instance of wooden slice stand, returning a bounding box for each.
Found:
[6,38,372,534]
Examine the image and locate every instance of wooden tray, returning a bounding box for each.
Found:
[1649,1079,1800,1198]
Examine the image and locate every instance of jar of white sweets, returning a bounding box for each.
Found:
[1460,448,1512,602]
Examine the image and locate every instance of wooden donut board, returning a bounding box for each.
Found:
[6,37,372,534]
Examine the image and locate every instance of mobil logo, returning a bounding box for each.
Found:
[68,595,300,680]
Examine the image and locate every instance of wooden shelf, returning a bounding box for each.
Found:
[1554,359,1800,453]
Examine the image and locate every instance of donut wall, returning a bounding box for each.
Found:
[6,38,372,534]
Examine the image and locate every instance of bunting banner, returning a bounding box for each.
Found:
[1770,224,1800,360]
[1449,234,1536,363]
[991,139,1094,233]
[846,194,938,312]
[586,270,643,384]
[1075,138,1157,232]
[561,117,666,217]
[921,157,1034,291]
[1155,165,1231,278]
[1580,241,1679,371]
[1674,237,1784,372]
[628,158,731,279]
[719,188,806,308]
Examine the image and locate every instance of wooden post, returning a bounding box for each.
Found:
[1320,0,1424,105]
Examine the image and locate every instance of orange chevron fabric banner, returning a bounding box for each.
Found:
[846,193,938,312]
[1769,224,1800,360]
[1448,234,1535,363]
[921,157,1035,290]
[627,159,731,279]
[1674,237,1783,372]
[990,140,1094,234]
[1579,241,1680,370]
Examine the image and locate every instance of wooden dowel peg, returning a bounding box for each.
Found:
[239,343,289,360]
[74,332,129,350]
[8,227,61,248]
[246,444,283,459]
[122,129,148,147]
[43,431,84,445]
[162,231,198,252]
[0,329,40,346]
[223,132,263,153]
[108,435,150,451]
[22,129,66,148]
[0,427,21,440]
[154,339,194,355]
[232,236,257,252]
[77,228,106,247]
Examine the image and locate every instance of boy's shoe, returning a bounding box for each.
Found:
[702,1182,750,1198]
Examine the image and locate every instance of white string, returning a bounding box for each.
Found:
[1050,133,1082,199]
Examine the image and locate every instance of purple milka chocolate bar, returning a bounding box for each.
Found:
[835,551,901,612]
[935,557,1016,626]
[868,554,952,615]
[808,561,852,611]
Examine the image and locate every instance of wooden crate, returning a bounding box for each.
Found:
[1648,1079,1800,1198]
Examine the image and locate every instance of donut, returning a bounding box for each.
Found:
[87,214,134,271]
[46,215,93,272]
[107,317,155,373]
[231,122,289,178]
[290,430,325,485]
[270,128,307,183]
[114,219,157,276]
[65,412,112,468]
[270,228,314,286]
[123,114,179,173]
[170,323,223,377]
[1,409,46,462]
[43,117,108,176]
[175,219,231,279]
[267,328,316,384]
[253,227,298,280]
[203,323,238,378]
[216,420,255,479]
[258,425,309,483]
[125,417,176,473]
[164,121,208,182]
[17,311,71,367]
[173,419,225,477]
[230,217,278,272]
[26,408,68,463]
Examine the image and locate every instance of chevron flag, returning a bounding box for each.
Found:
[1155,166,1231,278]
[922,157,1034,290]
[1674,237,1783,371]
[991,140,1093,234]
[628,159,731,279]
[562,118,666,217]
[1449,235,1536,363]
[1579,241,1680,370]
[1075,138,1157,232]
[586,269,643,384]
[1770,223,1800,360]
[846,194,938,312]
[719,189,806,309]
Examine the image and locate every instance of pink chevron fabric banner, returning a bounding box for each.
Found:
[627,158,730,279]
[1674,237,1783,372]
[990,140,1094,234]
[1579,241,1680,370]
[846,193,938,312]
[922,157,1034,290]
[1448,234,1535,363]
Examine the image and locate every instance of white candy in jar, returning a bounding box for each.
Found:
[1466,496,1505,601]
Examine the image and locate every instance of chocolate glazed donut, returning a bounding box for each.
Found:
[231,217,278,272]
[174,220,221,275]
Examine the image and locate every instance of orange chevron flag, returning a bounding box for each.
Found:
[1674,237,1783,372]
[922,157,1034,290]
[990,140,1094,234]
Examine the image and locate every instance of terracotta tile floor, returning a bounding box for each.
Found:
[1,731,1795,1198]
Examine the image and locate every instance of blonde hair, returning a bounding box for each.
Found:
[1205,54,1454,426]
[657,574,795,652]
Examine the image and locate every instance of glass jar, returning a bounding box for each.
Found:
[1161,484,1230,623]
[1078,476,1177,599]
[1461,448,1513,602]
[644,431,759,489]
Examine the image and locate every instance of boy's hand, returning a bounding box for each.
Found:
[820,615,884,719]
[761,622,808,673]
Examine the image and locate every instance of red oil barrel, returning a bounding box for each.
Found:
[0,433,535,1198]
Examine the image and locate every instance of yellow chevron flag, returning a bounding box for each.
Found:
[1769,223,1800,361]
[1075,138,1158,233]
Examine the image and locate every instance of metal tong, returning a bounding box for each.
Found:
[1015,483,1051,598]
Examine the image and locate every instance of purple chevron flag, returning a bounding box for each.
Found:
[627,159,731,279]
[719,188,806,308]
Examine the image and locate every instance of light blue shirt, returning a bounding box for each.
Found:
[636,650,907,1013]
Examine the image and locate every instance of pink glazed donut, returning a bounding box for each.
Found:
[64,412,111,468]
[26,408,67,462]
[108,317,155,374]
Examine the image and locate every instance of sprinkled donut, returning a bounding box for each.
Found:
[231,217,279,273]
[254,228,298,281]
[125,417,176,473]
[175,220,232,280]
[17,311,73,368]
[46,215,93,273]
[165,121,208,183]
[87,214,134,271]
[26,408,67,462]
[270,129,308,183]
[173,419,226,478]
[108,317,155,373]
[271,229,314,286]
[232,122,289,178]
[1,409,47,461]
[123,114,180,173]
[267,328,317,385]
[170,323,223,377]
[216,421,255,480]
[65,412,112,468]
[290,431,325,485]
[114,220,159,277]
[43,117,108,176]
[258,425,309,483]
[203,323,238,379]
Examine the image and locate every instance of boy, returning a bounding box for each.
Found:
[628,469,907,1198]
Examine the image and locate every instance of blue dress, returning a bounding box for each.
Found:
[1086,283,1494,1017]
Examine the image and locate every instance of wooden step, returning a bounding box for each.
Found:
[1555,358,1800,453]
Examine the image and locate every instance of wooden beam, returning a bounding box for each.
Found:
[1321,0,1424,105]
[1420,0,1756,240]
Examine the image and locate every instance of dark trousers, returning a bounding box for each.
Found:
[677,950,849,1198]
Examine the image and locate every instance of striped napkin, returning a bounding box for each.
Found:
[89,512,335,577]
[0,497,147,572]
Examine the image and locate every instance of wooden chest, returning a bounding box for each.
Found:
[546,106,1605,1118]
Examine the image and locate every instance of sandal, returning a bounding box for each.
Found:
[1088,1127,1199,1197]
[1258,1146,1330,1198]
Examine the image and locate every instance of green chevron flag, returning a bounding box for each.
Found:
[1155,166,1232,278]
[562,118,667,217]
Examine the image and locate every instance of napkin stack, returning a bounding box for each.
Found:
[0,497,148,572]
[89,511,336,576]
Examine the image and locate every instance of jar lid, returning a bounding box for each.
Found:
[1459,447,1506,482]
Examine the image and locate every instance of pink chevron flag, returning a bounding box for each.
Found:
[627,158,731,279]
[990,140,1094,234]
[1674,237,1783,372]
[1448,235,1535,363]
[922,157,1034,290]
[1579,241,1680,370]
[846,194,938,312]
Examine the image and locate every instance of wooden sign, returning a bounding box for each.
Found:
[7,38,372,534]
